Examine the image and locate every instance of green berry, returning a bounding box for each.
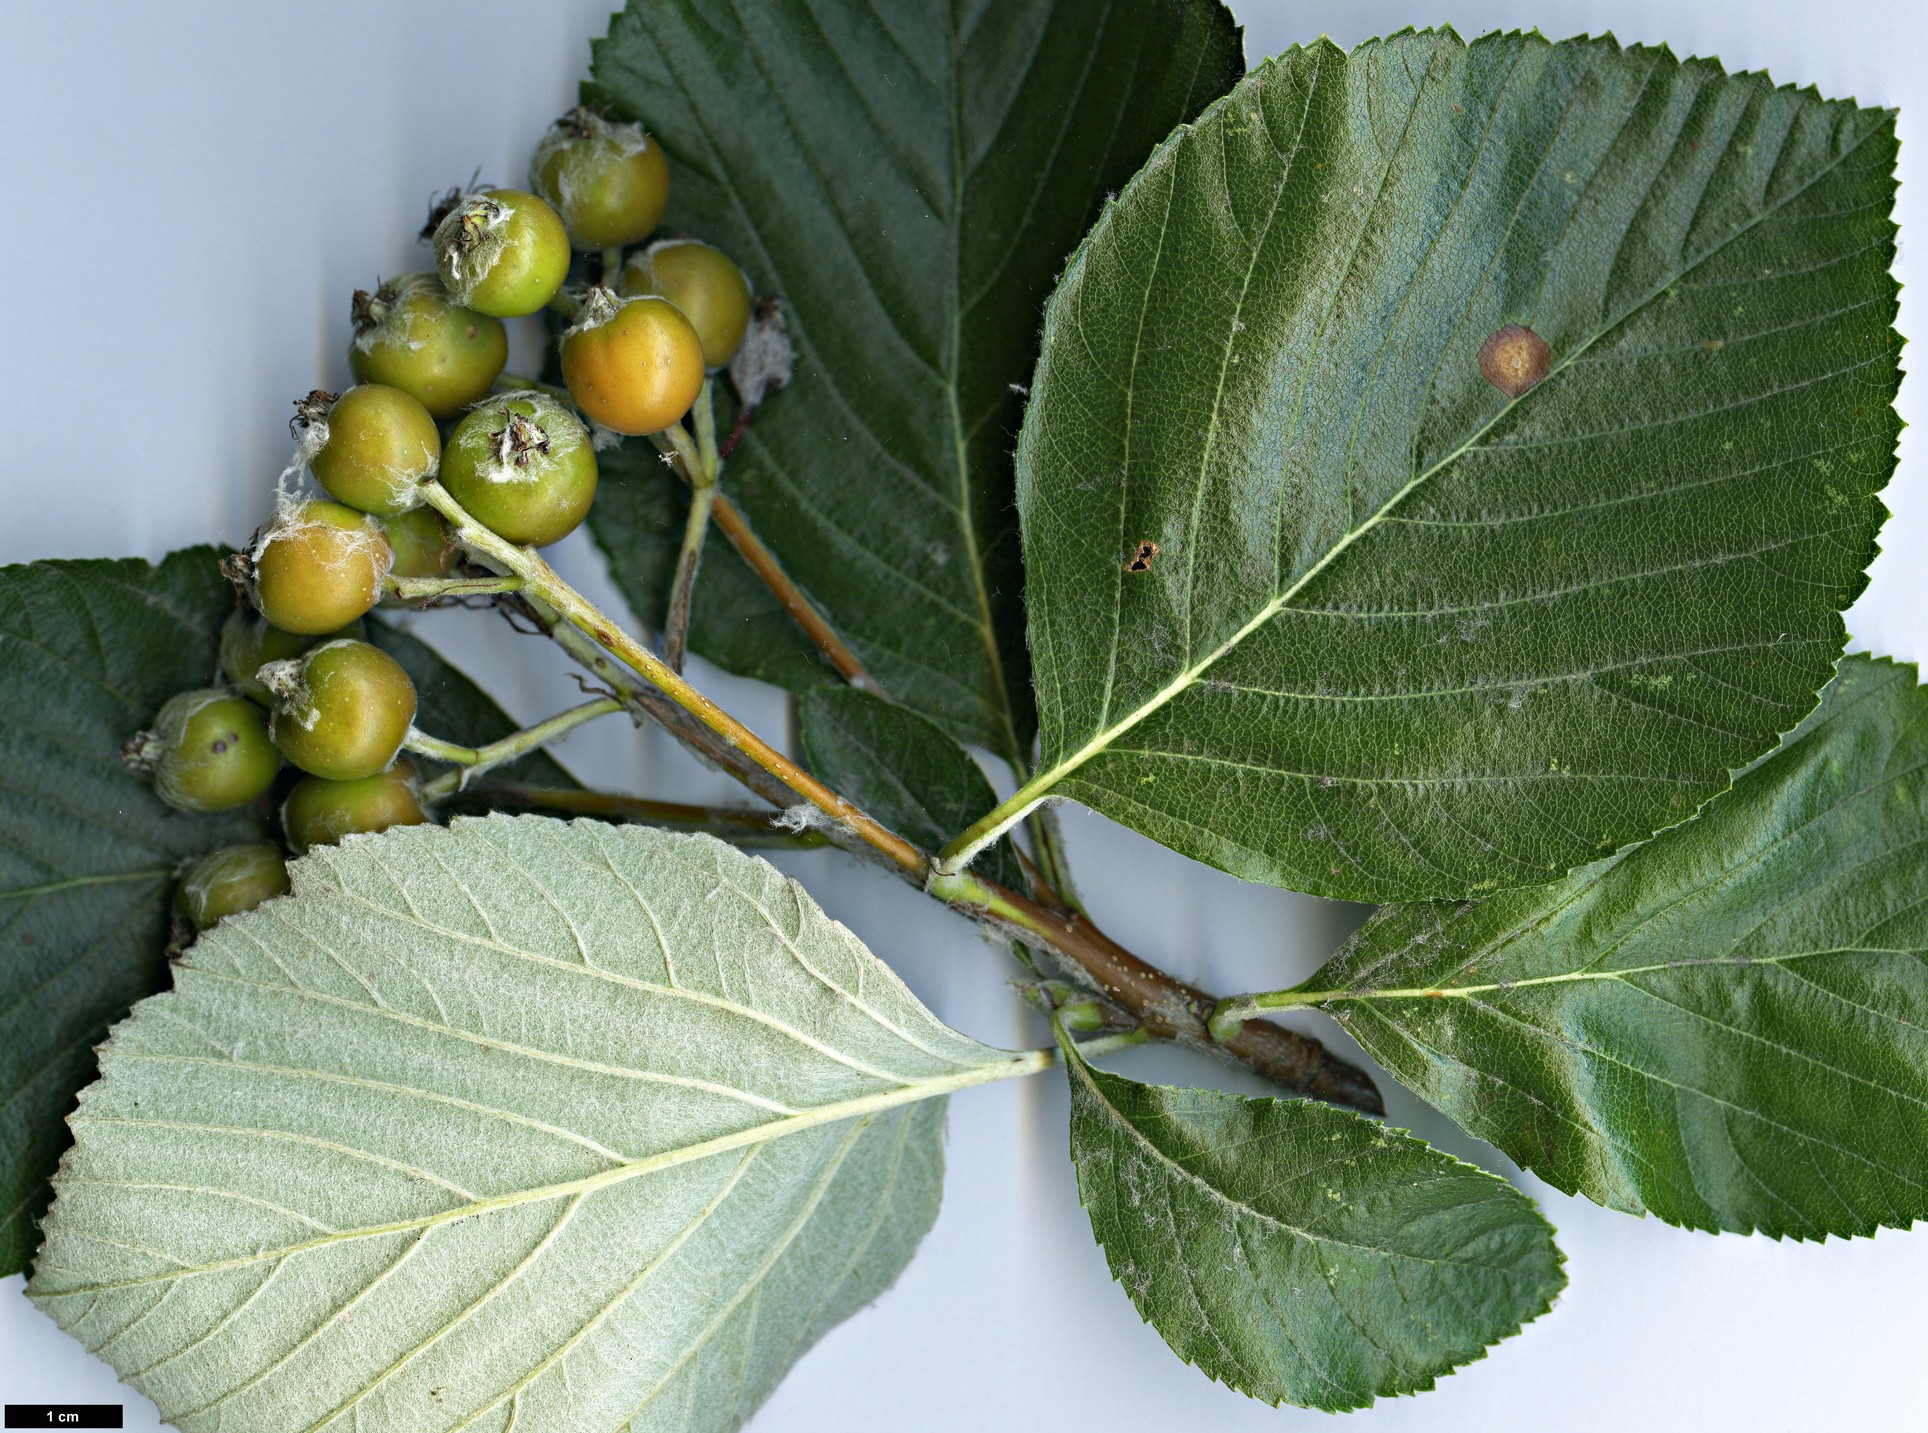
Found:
[559,289,705,436]
[378,508,458,581]
[530,107,669,250]
[281,764,430,853]
[220,609,366,706]
[246,501,392,635]
[441,391,598,547]
[432,188,571,318]
[349,273,507,419]
[122,688,280,813]
[263,639,417,782]
[622,239,752,369]
[175,843,291,932]
[297,385,440,515]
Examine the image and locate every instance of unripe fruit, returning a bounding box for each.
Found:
[560,289,704,436]
[378,508,458,581]
[247,501,392,635]
[281,763,430,853]
[530,107,669,250]
[432,188,571,318]
[122,688,280,813]
[220,609,366,706]
[349,273,507,419]
[622,240,752,369]
[175,843,291,932]
[442,392,598,547]
[262,639,417,782]
[297,385,440,516]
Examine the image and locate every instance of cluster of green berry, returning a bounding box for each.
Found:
[121,106,757,936]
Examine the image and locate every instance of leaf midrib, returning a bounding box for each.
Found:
[1300,946,1924,1007]
[1024,88,1888,808]
[637,1,1027,760]
[37,1047,1047,1300]
[943,0,1024,765]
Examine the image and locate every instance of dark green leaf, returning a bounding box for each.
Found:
[1062,1032,1563,1411]
[797,687,1025,895]
[1014,31,1899,901]
[0,548,267,1275]
[584,0,1244,758]
[583,442,841,694]
[366,615,579,791]
[1306,655,1928,1237]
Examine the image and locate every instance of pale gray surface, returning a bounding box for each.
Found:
[0,1,1920,1429]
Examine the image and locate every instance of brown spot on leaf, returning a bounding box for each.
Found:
[1124,541,1159,574]
[1478,323,1551,398]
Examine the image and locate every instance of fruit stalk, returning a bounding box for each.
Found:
[420,479,928,874]
[409,696,627,799]
[450,514,1380,1110]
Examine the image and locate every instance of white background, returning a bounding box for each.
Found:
[1,1,1921,1428]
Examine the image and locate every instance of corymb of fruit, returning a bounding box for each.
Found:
[142,91,768,955]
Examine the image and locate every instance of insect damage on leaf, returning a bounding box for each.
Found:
[1124,540,1160,574]
[1477,323,1552,397]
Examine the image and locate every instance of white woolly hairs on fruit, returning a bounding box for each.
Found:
[291,411,330,469]
[531,113,653,215]
[257,639,358,733]
[349,273,443,356]
[250,497,394,587]
[459,390,591,486]
[433,195,511,307]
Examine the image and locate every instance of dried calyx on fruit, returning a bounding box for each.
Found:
[431,188,572,318]
[260,638,417,782]
[281,762,430,852]
[174,843,291,932]
[441,390,599,546]
[238,500,392,635]
[220,608,366,705]
[293,384,440,515]
[121,688,280,813]
[349,273,507,418]
[622,239,753,369]
[559,286,705,436]
[530,106,669,250]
